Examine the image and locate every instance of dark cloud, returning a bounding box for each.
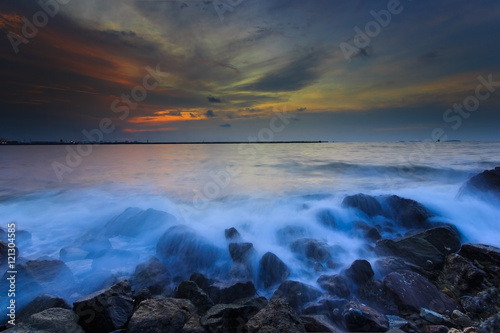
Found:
[296,107,307,112]
[207,96,222,103]
[418,51,441,64]
[219,123,231,127]
[205,110,215,117]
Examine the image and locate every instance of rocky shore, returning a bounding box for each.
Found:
[1,168,500,333]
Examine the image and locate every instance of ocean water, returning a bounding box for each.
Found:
[1,142,500,302]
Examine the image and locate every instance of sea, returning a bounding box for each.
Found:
[1,142,500,300]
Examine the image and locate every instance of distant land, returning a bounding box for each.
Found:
[0,140,330,145]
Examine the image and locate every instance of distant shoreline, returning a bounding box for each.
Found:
[0,140,330,146]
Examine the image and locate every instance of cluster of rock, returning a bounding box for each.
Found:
[1,168,500,333]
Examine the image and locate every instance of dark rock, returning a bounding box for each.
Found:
[127,297,204,333]
[229,242,255,263]
[290,238,332,261]
[343,301,389,332]
[271,280,323,312]
[356,279,399,315]
[424,325,449,333]
[17,294,70,324]
[275,225,308,246]
[208,280,256,304]
[200,297,268,333]
[374,256,425,277]
[104,207,176,238]
[345,259,374,285]
[302,298,349,323]
[258,252,290,288]
[73,280,134,333]
[459,243,500,280]
[131,257,170,299]
[317,274,350,298]
[459,287,500,320]
[156,225,225,276]
[379,195,433,229]
[4,308,84,333]
[246,299,305,333]
[342,193,384,217]
[190,272,214,293]
[316,209,337,228]
[383,270,462,314]
[420,307,445,324]
[175,280,214,315]
[480,312,500,333]
[300,315,341,333]
[451,309,473,327]
[436,253,486,298]
[459,167,500,200]
[414,226,462,256]
[225,227,241,241]
[352,221,382,241]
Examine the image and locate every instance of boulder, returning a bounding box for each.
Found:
[383,270,462,314]
[175,280,214,315]
[17,294,70,324]
[379,195,433,229]
[459,243,500,280]
[356,279,399,315]
[374,256,425,277]
[200,297,268,333]
[4,308,84,333]
[300,314,342,333]
[229,242,256,263]
[290,238,332,261]
[458,167,500,200]
[127,297,204,333]
[317,274,350,298]
[104,207,176,238]
[246,299,305,333]
[420,308,445,325]
[343,301,389,332]
[271,280,323,311]
[73,280,134,333]
[302,298,349,323]
[342,193,384,217]
[131,257,170,298]
[345,259,374,285]
[436,253,486,298]
[258,252,290,288]
[208,281,256,304]
[189,272,214,293]
[225,227,241,241]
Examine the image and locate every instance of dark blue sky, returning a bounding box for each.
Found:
[1,0,500,142]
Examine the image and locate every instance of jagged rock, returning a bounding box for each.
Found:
[271,280,322,311]
[343,301,389,332]
[258,252,290,288]
[131,257,170,299]
[356,279,399,315]
[200,297,268,333]
[379,195,433,229]
[208,281,256,304]
[317,274,350,298]
[229,242,255,263]
[300,315,341,333]
[128,297,204,333]
[17,294,70,324]
[345,259,374,285]
[384,270,462,314]
[459,167,500,201]
[190,272,213,293]
[73,280,134,333]
[225,227,241,241]
[420,308,445,325]
[175,280,214,315]
[104,207,176,238]
[374,256,425,277]
[290,238,332,261]
[459,243,500,281]
[246,299,305,333]
[436,254,486,298]
[342,193,384,217]
[4,308,84,333]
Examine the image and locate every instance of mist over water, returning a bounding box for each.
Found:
[1,142,500,306]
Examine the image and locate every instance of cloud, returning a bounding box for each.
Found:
[205,110,215,117]
[296,107,307,112]
[418,51,441,64]
[207,96,222,103]
[219,123,231,127]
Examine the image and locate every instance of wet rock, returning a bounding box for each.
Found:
[271,280,323,312]
[290,238,332,261]
[246,299,305,333]
[316,209,337,228]
[424,325,449,333]
[342,193,384,217]
[345,259,374,285]
[384,270,462,314]
[420,308,445,325]
[228,242,255,263]
[73,280,134,333]
[300,315,341,333]
[451,309,473,327]
[190,272,214,293]
[386,314,408,330]
[208,280,256,304]
[459,243,500,280]
[436,254,486,298]
[128,297,204,333]
[225,227,241,241]
[480,312,500,333]
[258,252,290,288]
[317,274,350,298]
[4,308,84,333]
[175,280,214,315]
[459,167,500,200]
[302,298,349,323]
[379,195,433,229]
[343,301,389,332]
[357,279,399,315]
[131,257,170,299]
[200,297,268,333]
[352,221,382,241]
[17,294,70,324]
[374,256,425,277]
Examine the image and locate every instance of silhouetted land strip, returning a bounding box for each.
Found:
[1,140,330,145]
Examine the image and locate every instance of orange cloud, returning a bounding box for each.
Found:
[122,127,177,133]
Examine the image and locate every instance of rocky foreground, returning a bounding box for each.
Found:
[1,168,500,333]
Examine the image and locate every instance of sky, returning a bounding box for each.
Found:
[1,0,500,142]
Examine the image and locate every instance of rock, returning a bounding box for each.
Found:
[229,242,255,263]
[420,308,445,325]
[200,297,268,333]
[302,298,349,323]
[459,167,500,200]
[300,315,341,332]
[343,301,389,332]
[0,240,15,272]
[345,259,374,285]
[190,272,214,293]
[386,315,408,329]
[356,279,399,315]
[459,243,500,279]
[424,325,449,333]
[4,308,85,333]
[317,274,350,298]
[379,195,433,229]
[258,252,290,288]
[131,257,170,298]
[342,193,384,217]
[175,280,214,315]
[384,270,462,314]
[451,309,473,327]
[374,256,425,277]
[316,209,337,228]
[73,280,134,333]
[271,280,322,312]
[208,281,256,304]
[225,227,241,241]
[480,312,500,333]
[352,221,382,241]
[17,294,70,324]
[436,254,486,298]
[128,297,204,333]
[290,238,332,261]
[156,225,225,276]
[246,299,305,333]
